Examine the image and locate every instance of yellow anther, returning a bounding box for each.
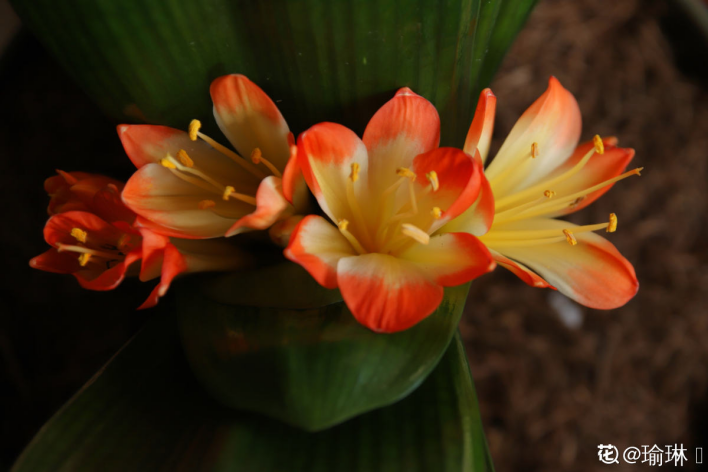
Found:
[338,219,350,232]
[401,224,430,245]
[70,228,87,243]
[160,157,177,169]
[426,171,439,192]
[563,229,578,246]
[78,253,91,267]
[431,207,442,219]
[350,163,360,182]
[188,119,201,141]
[634,167,644,176]
[593,135,604,155]
[250,148,263,164]
[531,142,539,159]
[396,167,416,179]
[569,196,587,208]
[607,213,618,233]
[543,190,556,198]
[117,234,131,250]
[198,199,216,210]
[177,149,194,167]
[223,186,235,201]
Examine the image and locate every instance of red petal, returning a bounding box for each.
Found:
[284,215,357,289]
[138,244,188,309]
[464,88,496,163]
[225,176,290,237]
[336,253,443,333]
[490,250,554,289]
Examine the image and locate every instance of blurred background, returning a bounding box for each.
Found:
[1,0,707,470]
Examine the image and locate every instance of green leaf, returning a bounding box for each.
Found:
[10,0,537,146]
[12,308,493,472]
[178,279,471,431]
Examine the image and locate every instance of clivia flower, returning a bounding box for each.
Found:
[31,172,249,308]
[447,77,639,308]
[285,89,495,333]
[118,74,306,240]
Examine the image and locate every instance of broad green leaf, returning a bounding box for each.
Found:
[178,280,470,431]
[11,0,537,146]
[12,309,494,472]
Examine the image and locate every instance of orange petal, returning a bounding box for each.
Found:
[409,147,481,233]
[544,139,636,216]
[122,163,245,239]
[336,253,443,333]
[399,232,495,286]
[486,77,582,197]
[225,176,291,237]
[489,250,554,289]
[138,244,188,309]
[489,218,638,309]
[284,215,357,289]
[210,74,291,170]
[43,211,124,248]
[464,88,496,163]
[30,248,80,274]
[439,152,495,237]
[77,249,141,291]
[363,87,440,195]
[297,123,369,223]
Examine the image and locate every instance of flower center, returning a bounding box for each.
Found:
[336,163,441,256]
[483,135,640,248]
[161,120,287,216]
[57,227,138,268]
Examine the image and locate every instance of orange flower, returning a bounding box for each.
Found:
[31,173,249,308]
[445,77,639,308]
[285,88,495,333]
[118,74,307,239]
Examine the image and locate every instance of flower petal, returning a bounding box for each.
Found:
[122,163,246,238]
[485,77,582,198]
[363,87,440,195]
[211,74,291,170]
[399,232,495,286]
[435,151,494,237]
[44,211,124,248]
[463,88,496,163]
[543,139,636,217]
[77,249,141,291]
[297,123,369,224]
[489,249,554,289]
[407,147,481,233]
[138,244,188,309]
[30,248,80,274]
[225,176,290,237]
[284,215,357,289]
[488,218,638,309]
[118,125,258,191]
[336,253,443,333]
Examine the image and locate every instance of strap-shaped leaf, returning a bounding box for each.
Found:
[12,311,494,471]
[11,0,537,146]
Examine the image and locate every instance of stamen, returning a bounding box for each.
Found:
[56,244,123,261]
[593,135,604,154]
[397,167,416,179]
[117,234,131,251]
[350,163,360,182]
[401,223,430,245]
[431,207,442,219]
[250,148,282,177]
[426,171,439,192]
[607,213,617,233]
[70,228,87,243]
[160,158,177,169]
[222,186,257,205]
[531,142,539,159]
[544,190,556,198]
[199,199,216,210]
[337,219,368,255]
[495,147,595,210]
[494,192,554,222]
[194,130,266,179]
[178,149,194,167]
[188,119,201,141]
[563,229,578,246]
[78,253,91,266]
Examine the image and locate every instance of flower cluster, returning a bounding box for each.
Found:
[32,74,639,332]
